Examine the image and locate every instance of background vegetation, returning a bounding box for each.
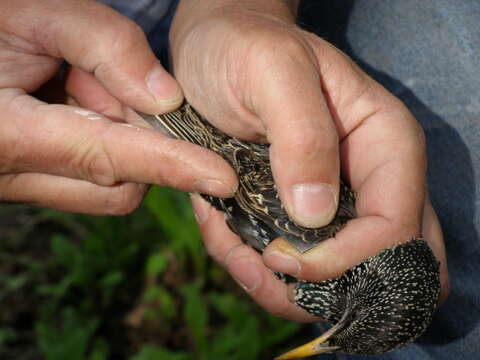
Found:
[0,186,306,360]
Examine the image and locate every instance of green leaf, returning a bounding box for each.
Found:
[89,338,110,360]
[146,253,167,277]
[35,275,74,305]
[208,293,263,359]
[264,317,301,346]
[129,345,191,360]
[2,273,29,292]
[50,235,79,269]
[100,270,124,288]
[143,285,177,321]
[182,283,208,357]
[83,234,107,255]
[157,287,176,320]
[0,327,15,348]
[144,187,207,277]
[36,307,99,360]
[209,292,250,323]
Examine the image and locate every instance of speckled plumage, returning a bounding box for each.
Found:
[295,239,440,354]
[140,103,441,356]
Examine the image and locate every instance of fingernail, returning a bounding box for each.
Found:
[190,194,210,225]
[146,64,183,106]
[264,250,301,277]
[193,179,235,197]
[291,183,337,228]
[227,256,261,292]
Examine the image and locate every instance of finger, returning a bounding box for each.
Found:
[263,38,429,278]
[264,215,413,282]
[226,243,317,322]
[66,67,126,121]
[190,195,316,322]
[190,194,239,265]
[66,67,152,129]
[0,89,238,197]
[0,172,147,215]
[66,67,154,130]
[3,0,182,113]
[264,159,426,280]
[265,197,449,300]
[306,34,427,229]
[264,160,430,281]
[250,36,339,228]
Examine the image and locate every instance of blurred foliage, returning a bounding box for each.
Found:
[0,187,302,360]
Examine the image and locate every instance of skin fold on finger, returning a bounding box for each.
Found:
[1,0,182,114]
[0,172,148,215]
[0,89,238,197]
[190,194,317,322]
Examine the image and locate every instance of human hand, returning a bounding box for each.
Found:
[0,0,237,214]
[171,0,449,321]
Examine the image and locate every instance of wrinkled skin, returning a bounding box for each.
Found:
[0,0,238,214]
[175,0,449,321]
[0,0,448,321]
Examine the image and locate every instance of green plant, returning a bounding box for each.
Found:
[0,187,303,360]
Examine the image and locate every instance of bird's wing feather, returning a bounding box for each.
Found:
[139,103,355,252]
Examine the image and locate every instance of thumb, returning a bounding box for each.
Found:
[3,0,182,114]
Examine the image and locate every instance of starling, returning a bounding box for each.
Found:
[140,103,440,358]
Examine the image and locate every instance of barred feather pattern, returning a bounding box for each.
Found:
[141,103,356,253]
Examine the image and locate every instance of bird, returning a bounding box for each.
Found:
[139,102,441,358]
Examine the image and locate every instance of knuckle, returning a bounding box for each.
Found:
[75,138,116,186]
[276,32,308,56]
[256,31,305,59]
[0,91,38,172]
[204,243,224,265]
[288,128,337,160]
[104,19,146,59]
[202,234,218,258]
[248,31,308,74]
[92,18,148,81]
[0,174,20,202]
[269,301,291,318]
[104,183,146,215]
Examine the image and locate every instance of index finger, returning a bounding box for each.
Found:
[0,89,238,197]
[190,195,317,322]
